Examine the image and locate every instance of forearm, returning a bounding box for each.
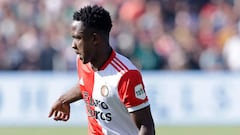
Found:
[58,83,83,104]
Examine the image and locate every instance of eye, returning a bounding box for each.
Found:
[72,35,82,40]
[76,36,82,40]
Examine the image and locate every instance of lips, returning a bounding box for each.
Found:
[74,50,80,54]
[75,52,83,60]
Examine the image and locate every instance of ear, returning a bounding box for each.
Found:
[92,33,100,46]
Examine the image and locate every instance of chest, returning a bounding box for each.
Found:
[93,73,119,101]
[81,72,121,102]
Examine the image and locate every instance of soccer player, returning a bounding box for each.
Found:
[48,5,155,135]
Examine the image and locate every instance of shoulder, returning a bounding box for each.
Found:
[115,52,138,70]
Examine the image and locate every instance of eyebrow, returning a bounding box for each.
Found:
[71,31,84,38]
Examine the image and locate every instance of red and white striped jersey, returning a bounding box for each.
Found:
[76,50,149,135]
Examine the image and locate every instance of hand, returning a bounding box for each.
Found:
[48,100,70,121]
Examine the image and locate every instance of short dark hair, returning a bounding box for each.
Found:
[73,5,112,34]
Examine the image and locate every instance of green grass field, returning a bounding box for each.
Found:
[0,126,240,135]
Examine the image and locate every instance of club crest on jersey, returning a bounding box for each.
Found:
[134,84,146,100]
[101,85,109,97]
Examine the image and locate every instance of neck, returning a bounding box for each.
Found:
[91,45,112,71]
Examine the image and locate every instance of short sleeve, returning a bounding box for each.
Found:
[118,70,149,112]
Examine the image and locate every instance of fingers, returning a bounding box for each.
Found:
[48,109,54,118]
[49,101,70,121]
[62,113,70,121]
[54,109,59,118]
[53,111,70,121]
[53,111,61,121]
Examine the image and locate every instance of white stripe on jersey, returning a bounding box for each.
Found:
[127,101,149,113]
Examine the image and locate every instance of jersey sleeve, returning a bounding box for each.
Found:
[118,70,149,112]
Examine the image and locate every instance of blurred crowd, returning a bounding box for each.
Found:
[0,0,240,71]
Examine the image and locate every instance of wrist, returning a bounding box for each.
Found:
[58,95,69,104]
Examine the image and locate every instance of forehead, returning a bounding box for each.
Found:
[71,20,85,35]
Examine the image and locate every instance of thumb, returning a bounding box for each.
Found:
[48,109,55,118]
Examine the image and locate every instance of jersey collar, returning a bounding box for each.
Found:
[99,49,116,71]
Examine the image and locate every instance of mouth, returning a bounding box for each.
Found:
[74,50,81,56]
[74,50,79,54]
[75,52,83,60]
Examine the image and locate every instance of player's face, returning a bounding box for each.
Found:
[71,21,96,64]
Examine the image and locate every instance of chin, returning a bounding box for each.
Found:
[81,59,89,64]
[82,61,88,64]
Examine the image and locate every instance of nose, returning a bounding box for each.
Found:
[71,40,77,49]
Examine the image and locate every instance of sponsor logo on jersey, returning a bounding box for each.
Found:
[134,84,146,100]
[82,91,112,122]
[101,85,109,97]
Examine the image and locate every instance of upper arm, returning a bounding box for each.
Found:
[118,70,149,112]
[118,70,155,134]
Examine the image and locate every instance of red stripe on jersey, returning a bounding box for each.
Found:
[112,58,128,71]
[77,59,104,135]
[110,62,122,73]
[114,57,129,70]
[111,60,128,74]
[88,117,104,135]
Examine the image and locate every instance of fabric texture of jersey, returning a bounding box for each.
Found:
[76,50,149,135]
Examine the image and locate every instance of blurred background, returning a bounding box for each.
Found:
[1,0,240,135]
[1,0,240,71]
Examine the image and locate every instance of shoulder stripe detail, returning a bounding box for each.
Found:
[110,62,124,74]
[111,59,127,74]
[110,62,126,74]
[110,62,122,73]
[112,57,128,72]
[112,58,127,71]
[114,57,129,70]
